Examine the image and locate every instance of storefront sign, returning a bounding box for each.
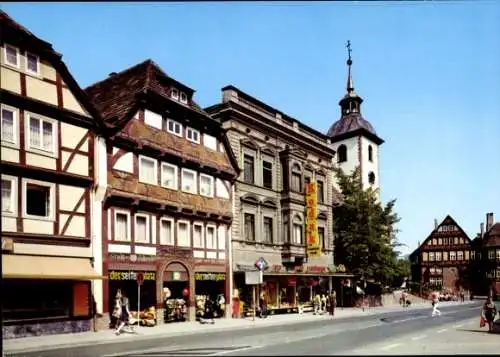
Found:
[305,182,321,257]
[108,253,156,263]
[1,238,14,252]
[109,270,156,281]
[305,265,328,273]
[195,272,226,281]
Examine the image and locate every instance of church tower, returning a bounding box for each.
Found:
[327,41,384,193]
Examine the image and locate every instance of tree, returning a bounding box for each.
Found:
[332,166,402,286]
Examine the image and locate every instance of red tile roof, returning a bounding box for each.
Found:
[84,59,210,123]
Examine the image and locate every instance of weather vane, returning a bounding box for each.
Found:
[346,40,352,65]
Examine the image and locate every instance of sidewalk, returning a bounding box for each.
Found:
[3,301,475,354]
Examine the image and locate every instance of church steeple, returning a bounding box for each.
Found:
[339,40,363,116]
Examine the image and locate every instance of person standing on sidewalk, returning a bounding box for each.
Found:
[329,290,337,317]
[481,296,498,333]
[115,292,132,335]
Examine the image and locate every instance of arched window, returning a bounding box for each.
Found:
[368,145,373,162]
[337,144,347,163]
[368,172,375,185]
[291,163,302,192]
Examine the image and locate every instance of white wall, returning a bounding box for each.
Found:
[332,136,359,192]
[360,136,380,192]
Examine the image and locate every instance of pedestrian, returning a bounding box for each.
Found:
[431,292,441,317]
[460,290,465,303]
[313,294,321,315]
[481,296,498,333]
[329,290,337,316]
[115,291,132,335]
[402,290,408,308]
[321,294,327,314]
[259,292,268,318]
[204,296,215,324]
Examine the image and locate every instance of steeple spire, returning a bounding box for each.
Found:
[346,40,354,92]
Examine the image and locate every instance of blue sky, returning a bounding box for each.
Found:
[4,2,499,255]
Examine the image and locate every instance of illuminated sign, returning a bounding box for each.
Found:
[195,272,226,281]
[306,182,321,257]
[109,270,156,281]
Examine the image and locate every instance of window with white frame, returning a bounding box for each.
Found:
[171,88,179,100]
[139,156,157,185]
[429,252,435,261]
[4,44,19,67]
[161,163,178,189]
[177,221,190,247]
[449,251,456,260]
[27,115,56,153]
[1,106,17,145]
[1,176,17,215]
[206,225,216,249]
[26,52,39,75]
[159,218,174,245]
[435,251,442,261]
[218,225,226,251]
[167,119,182,137]
[292,215,303,245]
[115,211,130,241]
[135,215,149,243]
[200,174,214,197]
[193,223,204,248]
[181,169,197,194]
[180,92,188,104]
[23,179,54,220]
[186,127,200,144]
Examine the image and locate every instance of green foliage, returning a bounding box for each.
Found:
[332,166,403,286]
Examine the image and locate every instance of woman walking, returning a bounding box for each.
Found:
[115,291,132,335]
[481,296,498,333]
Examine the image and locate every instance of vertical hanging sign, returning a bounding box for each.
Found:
[306,182,321,257]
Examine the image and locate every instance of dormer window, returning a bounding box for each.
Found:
[171,88,179,100]
[4,44,19,67]
[186,127,200,144]
[180,92,188,104]
[167,119,182,137]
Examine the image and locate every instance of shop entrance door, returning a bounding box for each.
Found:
[163,263,189,323]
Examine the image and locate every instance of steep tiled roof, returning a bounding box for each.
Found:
[483,222,500,247]
[84,59,211,123]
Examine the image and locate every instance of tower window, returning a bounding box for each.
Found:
[337,144,347,163]
[368,172,375,185]
[368,145,373,162]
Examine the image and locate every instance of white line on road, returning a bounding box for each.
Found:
[437,328,448,333]
[380,343,402,351]
[213,346,263,355]
[411,335,427,341]
[453,324,463,328]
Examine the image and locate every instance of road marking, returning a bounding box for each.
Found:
[380,343,402,351]
[411,335,426,341]
[453,324,463,328]
[437,328,448,333]
[391,316,427,324]
[213,346,263,355]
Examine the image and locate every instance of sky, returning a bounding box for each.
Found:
[3,1,499,255]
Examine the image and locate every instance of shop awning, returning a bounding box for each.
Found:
[2,254,105,280]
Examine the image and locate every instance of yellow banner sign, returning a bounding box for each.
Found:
[306,182,321,257]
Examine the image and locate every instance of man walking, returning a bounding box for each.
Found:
[431,293,441,317]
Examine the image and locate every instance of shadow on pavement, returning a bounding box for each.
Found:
[458,328,500,335]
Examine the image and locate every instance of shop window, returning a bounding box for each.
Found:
[161,163,178,190]
[318,227,326,250]
[115,211,130,241]
[1,105,17,146]
[160,218,174,245]
[177,221,190,247]
[3,280,73,322]
[200,174,214,197]
[317,180,324,203]
[135,214,149,243]
[193,223,204,248]
[244,213,255,241]
[206,225,216,249]
[243,155,254,184]
[27,115,56,153]
[24,180,54,220]
[262,161,273,189]
[263,217,273,243]
[181,168,197,194]
[291,164,302,192]
[139,156,157,185]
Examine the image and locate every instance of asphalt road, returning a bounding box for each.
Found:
[6,302,484,357]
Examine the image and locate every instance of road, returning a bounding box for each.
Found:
[6,302,490,357]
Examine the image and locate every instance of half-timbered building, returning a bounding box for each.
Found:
[478,212,500,298]
[1,11,104,338]
[84,60,239,324]
[410,215,476,294]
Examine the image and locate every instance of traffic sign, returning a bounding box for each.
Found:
[136,272,144,285]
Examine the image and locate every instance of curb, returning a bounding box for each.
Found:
[3,302,478,354]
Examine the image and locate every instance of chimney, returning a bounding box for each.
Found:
[480,222,485,238]
[486,212,494,231]
[434,219,438,229]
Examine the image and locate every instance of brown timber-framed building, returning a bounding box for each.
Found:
[1,10,105,339]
